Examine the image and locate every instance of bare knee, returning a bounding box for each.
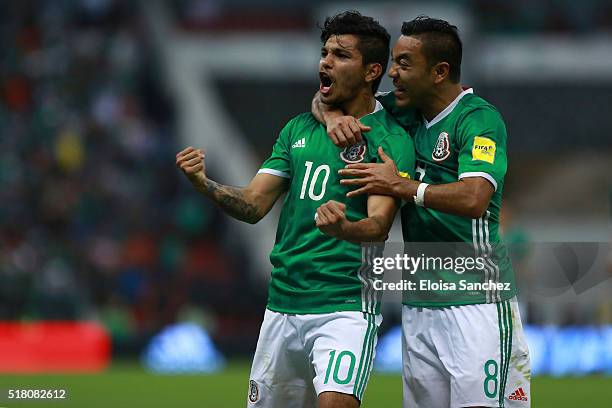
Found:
[318,391,360,408]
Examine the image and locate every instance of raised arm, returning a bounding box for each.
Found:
[315,195,398,243]
[176,146,287,224]
[311,91,371,147]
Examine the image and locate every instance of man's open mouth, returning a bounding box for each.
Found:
[319,72,334,95]
[394,85,407,97]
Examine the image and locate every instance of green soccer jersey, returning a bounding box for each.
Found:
[377,88,517,306]
[259,102,415,314]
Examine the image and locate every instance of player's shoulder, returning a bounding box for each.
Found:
[375,90,421,127]
[285,112,320,128]
[454,92,507,146]
[457,91,502,119]
[368,113,413,153]
[280,112,323,138]
[364,104,411,139]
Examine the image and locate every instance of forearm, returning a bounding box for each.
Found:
[196,178,263,224]
[394,179,488,218]
[312,91,343,125]
[337,216,389,243]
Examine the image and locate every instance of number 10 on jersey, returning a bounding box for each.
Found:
[300,161,330,201]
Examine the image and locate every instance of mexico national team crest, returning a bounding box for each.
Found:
[340,142,367,163]
[248,380,259,403]
[432,131,451,162]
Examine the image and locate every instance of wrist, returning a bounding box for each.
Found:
[197,175,212,194]
[337,219,352,237]
[414,182,429,207]
[392,176,417,200]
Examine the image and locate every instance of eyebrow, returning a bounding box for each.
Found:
[322,44,353,55]
[393,53,411,62]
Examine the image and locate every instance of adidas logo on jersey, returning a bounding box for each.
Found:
[292,138,306,148]
[508,387,528,401]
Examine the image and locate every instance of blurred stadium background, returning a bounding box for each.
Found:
[0,0,611,406]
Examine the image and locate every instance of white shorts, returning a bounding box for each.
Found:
[247,309,382,407]
[402,298,531,408]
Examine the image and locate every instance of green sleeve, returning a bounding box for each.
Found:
[375,91,420,129]
[376,91,397,113]
[456,108,507,191]
[258,119,294,179]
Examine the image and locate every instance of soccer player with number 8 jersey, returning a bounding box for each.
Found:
[177,11,415,408]
[313,15,531,408]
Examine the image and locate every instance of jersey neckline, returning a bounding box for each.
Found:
[359,99,383,119]
[423,88,473,129]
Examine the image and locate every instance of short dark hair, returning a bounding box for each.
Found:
[401,16,462,83]
[320,11,390,93]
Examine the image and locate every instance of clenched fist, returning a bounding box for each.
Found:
[315,200,348,238]
[176,146,206,188]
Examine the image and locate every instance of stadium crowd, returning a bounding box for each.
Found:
[0,1,264,355]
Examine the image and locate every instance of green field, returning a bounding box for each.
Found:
[1,361,610,407]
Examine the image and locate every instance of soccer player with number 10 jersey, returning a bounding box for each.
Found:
[177,11,415,408]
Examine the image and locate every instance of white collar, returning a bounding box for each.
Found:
[423,88,473,129]
[359,99,383,119]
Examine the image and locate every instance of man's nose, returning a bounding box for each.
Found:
[320,54,333,69]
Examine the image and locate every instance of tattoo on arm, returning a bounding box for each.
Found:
[201,179,261,224]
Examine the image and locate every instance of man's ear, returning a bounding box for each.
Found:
[365,63,383,86]
[432,62,450,84]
